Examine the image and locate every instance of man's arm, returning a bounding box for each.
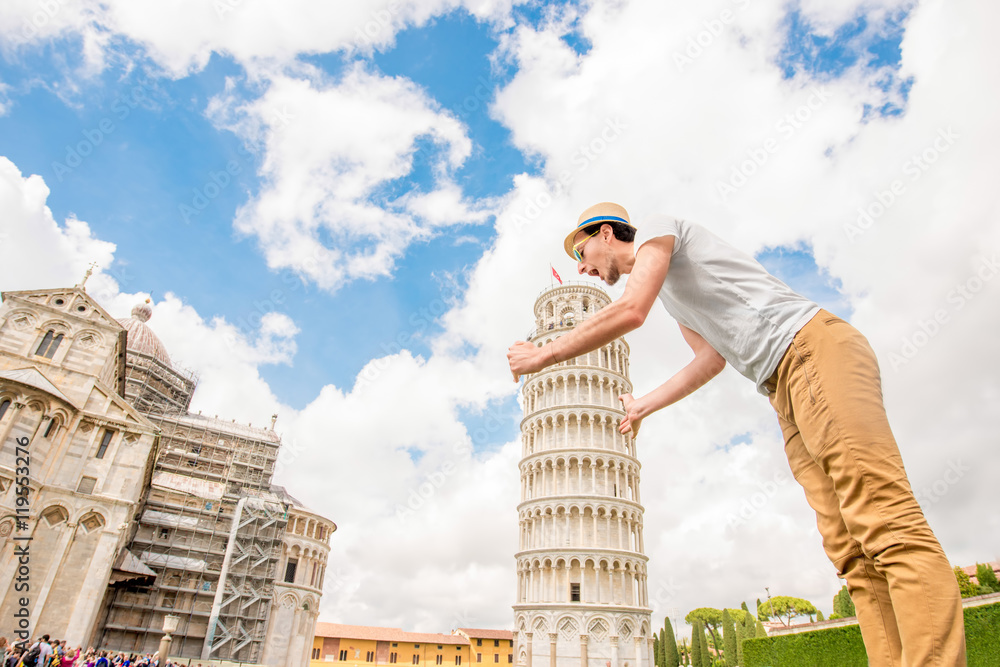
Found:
[618,323,726,436]
[507,235,675,379]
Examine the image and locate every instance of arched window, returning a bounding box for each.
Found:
[95,429,114,459]
[0,400,10,421]
[35,330,64,358]
[44,417,59,439]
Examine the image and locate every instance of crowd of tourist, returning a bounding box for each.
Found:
[1,637,186,667]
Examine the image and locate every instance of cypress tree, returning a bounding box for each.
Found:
[663,619,680,667]
[734,621,744,666]
[699,623,711,667]
[722,609,737,665]
[816,610,825,622]
[691,621,703,667]
[755,619,767,638]
[654,635,660,667]
[833,585,855,617]
[742,611,755,640]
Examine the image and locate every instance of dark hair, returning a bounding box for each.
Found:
[581,220,636,243]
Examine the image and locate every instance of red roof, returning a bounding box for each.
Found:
[455,629,514,641]
[315,623,469,645]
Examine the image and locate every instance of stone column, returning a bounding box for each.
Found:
[610,637,619,667]
[579,636,588,667]
[525,633,533,667]
[548,633,558,667]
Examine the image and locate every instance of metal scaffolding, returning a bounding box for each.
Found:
[95,410,286,662]
[120,349,198,415]
[204,496,287,662]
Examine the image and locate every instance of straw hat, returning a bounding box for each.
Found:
[563,202,635,260]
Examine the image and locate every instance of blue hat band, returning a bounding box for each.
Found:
[578,215,629,228]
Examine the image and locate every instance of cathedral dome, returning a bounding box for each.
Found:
[118,300,172,366]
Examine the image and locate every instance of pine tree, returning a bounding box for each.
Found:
[663,618,680,667]
[691,621,704,667]
[722,609,737,665]
[976,563,1000,594]
[734,621,744,666]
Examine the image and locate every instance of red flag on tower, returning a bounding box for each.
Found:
[551,265,563,285]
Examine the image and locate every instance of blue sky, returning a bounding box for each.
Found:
[7,0,993,635]
[0,2,884,481]
[0,12,531,407]
[0,5,871,407]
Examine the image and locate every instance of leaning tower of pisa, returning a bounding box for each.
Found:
[514,283,652,667]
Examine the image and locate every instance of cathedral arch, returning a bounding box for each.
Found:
[78,510,105,532]
[73,329,104,351]
[40,504,70,527]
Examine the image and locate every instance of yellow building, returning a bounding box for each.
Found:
[452,629,514,667]
[311,624,472,667]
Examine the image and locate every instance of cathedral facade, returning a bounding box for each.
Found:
[0,287,159,645]
[0,284,333,667]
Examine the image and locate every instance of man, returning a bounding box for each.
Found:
[21,636,51,667]
[507,202,965,666]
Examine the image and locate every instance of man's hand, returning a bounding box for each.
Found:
[507,341,551,382]
[618,393,644,438]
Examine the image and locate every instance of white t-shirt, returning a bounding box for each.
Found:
[633,214,820,395]
[32,643,53,666]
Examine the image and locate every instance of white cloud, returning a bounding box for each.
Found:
[0,156,116,288]
[205,63,492,291]
[0,0,524,78]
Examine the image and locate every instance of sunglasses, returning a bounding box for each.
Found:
[572,229,601,262]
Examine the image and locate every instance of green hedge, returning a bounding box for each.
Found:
[742,625,866,667]
[742,601,1000,667]
[966,602,1000,666]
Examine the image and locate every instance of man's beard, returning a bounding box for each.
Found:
[604,257,621,285]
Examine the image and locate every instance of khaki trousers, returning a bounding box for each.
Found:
[766,310,966,666]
